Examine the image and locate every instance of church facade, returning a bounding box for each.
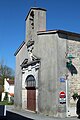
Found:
[14,7,80,117]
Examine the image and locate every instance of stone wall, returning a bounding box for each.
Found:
[67,39,80,106]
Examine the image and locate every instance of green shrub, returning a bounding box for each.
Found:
[72,92,78,100]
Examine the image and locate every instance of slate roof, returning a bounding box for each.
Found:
[7,80,14,85]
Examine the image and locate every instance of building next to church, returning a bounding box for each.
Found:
[14,7,80,118]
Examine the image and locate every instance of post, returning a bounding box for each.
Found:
[66,79,68,117]
[0,105,6,116]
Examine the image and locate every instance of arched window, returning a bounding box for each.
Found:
[25,75,36,88]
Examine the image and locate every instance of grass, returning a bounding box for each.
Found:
[0,100,14,105]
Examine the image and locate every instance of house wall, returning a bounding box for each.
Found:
[14,43,28,108]
[1,79,14,101]
[57,33,67,117]
[33,33,67,117]
[4,79,9,93]
[9,85,14,94]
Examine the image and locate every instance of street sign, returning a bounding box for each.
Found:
[60,78,65,82]
[59,91,66,104]
[59,91,66,98]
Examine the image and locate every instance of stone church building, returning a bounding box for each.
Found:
[14,7,80,117]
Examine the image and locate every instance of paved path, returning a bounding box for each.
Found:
[6,105,79,120]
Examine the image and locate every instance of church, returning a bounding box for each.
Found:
[14,7,80,117]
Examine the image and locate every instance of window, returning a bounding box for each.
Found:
[25,75,36,88]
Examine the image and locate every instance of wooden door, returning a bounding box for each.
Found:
[27,88,36,111]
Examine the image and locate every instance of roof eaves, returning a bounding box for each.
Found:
[57,30,80,37]
[37,30,58,35]
[14,41,25,56]
[37,29,80,37]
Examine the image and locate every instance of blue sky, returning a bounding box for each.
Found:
[0,0,80,70]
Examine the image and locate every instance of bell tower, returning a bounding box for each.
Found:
[25,8,46,42]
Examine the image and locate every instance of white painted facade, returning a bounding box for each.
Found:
[1,78,14,101]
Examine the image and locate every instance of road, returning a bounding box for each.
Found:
[0,110,78,120]
[0,111,34,120]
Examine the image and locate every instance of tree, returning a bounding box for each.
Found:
[0,64,15,83]
[0,60,14,101]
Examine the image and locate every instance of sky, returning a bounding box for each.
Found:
[0,0,80,70]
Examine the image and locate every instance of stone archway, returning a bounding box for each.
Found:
[25,75,36,111]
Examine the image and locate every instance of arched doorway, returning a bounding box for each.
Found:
[25,75,36,111]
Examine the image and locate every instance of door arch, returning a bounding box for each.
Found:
[25,75,36,88]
